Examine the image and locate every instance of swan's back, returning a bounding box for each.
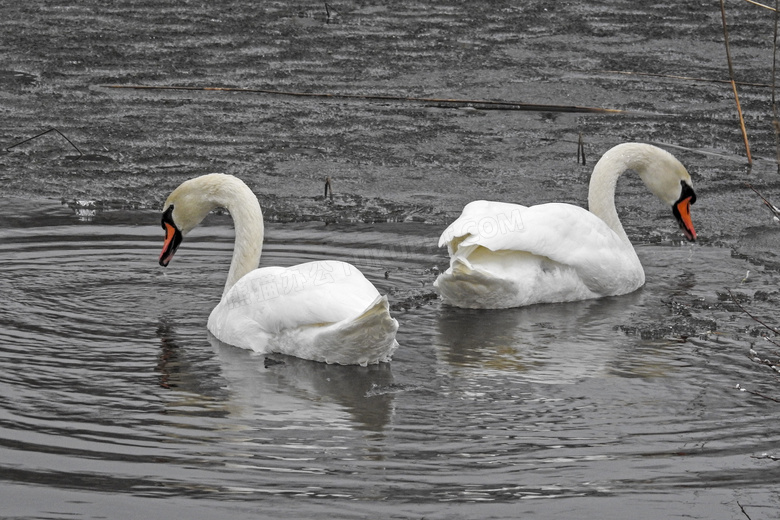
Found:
[208,260,399,364]
[435,200,644,308]
[216,261,378,329]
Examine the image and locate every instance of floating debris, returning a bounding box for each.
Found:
[71,200,97,221]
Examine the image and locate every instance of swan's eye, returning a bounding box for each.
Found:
[161,204,175,229]
[679,181,696,205]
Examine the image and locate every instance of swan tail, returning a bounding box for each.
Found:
[434,256,519,309]
[208,295,398,365]
[315,295,399,366]
[435,249,600,309]
[273,295,399,366]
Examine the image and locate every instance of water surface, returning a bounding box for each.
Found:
[1,198,779,519]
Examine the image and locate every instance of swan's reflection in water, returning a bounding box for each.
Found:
[436,291,644,384]
[209,335,396,432]
[154,318,395,432]
[155,318,231,405]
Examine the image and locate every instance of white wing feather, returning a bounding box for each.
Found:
[435,201,644,307]
[208,260,399,364]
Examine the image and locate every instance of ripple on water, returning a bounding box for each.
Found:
[1,198,779,519]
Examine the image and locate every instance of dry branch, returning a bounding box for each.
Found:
[773,0,780,168]
[744,0,777,11]
[600,70,773,89]
[728,289,780,336]
[737,384,780,402]
[720,0,754,165]
[324,176,333,200]
[737,501,752,520]
[745,183,780,219]
[103,84,629,114]
[4,128,83,157]
[728,287,780,358]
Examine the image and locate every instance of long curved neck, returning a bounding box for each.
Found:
[222,189,264,297]
[196,175,264,296]
[587,143,653,245]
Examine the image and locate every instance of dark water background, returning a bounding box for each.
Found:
[1,198,779,519]
[2,1,780,518]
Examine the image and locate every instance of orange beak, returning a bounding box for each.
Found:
[674,196,696,242]
[159,221,182,266]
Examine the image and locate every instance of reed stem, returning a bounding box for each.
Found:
[720,0,754,165]
[103,84,627,114]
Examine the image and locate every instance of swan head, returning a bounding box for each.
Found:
[158,175,223,266]
[632,145,698,242]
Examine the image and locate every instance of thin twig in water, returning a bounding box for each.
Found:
[751,453,780,461]
[774,0,780,170]
[600,70,774,89]
[729,288,780,352]
[5,128,83,157]
[737,501,752,520]
[748,336,780,352]
[744,0,777,11]
[577,133,586,165]
[642,141,744,160]
[720,0,754,165]
[727,289,780,335]
[745,183,780,219]
[103,84,629,114]
[737,384,780,402]
[763,335,780,349]
[324,176,333,200]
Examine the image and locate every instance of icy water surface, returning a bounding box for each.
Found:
[1,198,780,520]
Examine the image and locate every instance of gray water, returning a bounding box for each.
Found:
[1,197,780,520]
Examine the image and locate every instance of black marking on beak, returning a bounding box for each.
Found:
[672,181,697,242]
[159,205,183,266]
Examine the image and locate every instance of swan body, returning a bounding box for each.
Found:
[159,174,399,365]
[434,143,697,309]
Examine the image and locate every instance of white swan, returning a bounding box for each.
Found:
[158,173,399,365]
[434,142,697,309]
